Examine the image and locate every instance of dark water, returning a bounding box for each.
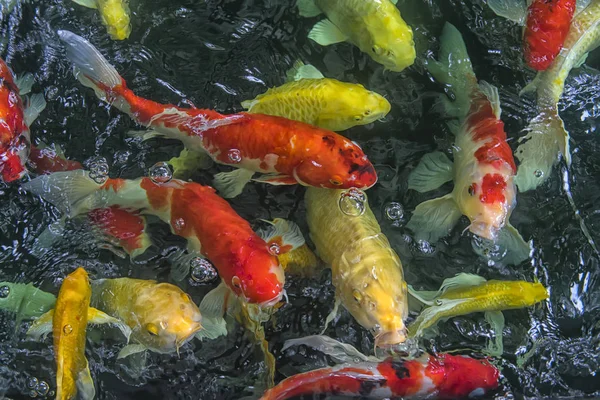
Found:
[0,0,599,398]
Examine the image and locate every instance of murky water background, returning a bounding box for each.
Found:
[0,0,599,398]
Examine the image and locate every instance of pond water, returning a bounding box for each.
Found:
[0,0,599,399]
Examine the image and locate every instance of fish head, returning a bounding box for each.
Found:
[321,84,391,130]
[137,283,202,351]
[229,237,285,306]
[294,134,377,190]
[337,239,408,347]
[437,354,499,398]
[99,2,132,40]
[506,281,549,307]
[367,19,416,72]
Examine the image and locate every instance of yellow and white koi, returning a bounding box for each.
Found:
[72,0,131,40]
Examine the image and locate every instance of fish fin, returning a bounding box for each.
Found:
[22,170,101,216]
[14,73,34,95]
[390,0,398,4]
[515,107,569,191]
[574,52,589,69]
[212,168,255,198]
[76,359,96,400]
[408,273,486,306]
[405,194,462,243]
[88,307,132,342]
[257,218,305,253]
[484,310,505,357]
[126,129,167,141]
[197,281,235,340]
[296,0,322,18]
[576,0,593,14]
[26,309,54,341]
[195,314,228,341]
[407,286,439,306]
[168,149,213,179]
[58,30,122,98]
[407,298,469,338]
[486,0,526,24]
[240,98,258,111]
[285,60,324,82]
[519,73,542,96]
[117,343,147,359]
[252,173,297,185]
[320,296,341,334]
[283,335,375,363]
[408,152,454,193]
[72,0,97,9]
[30,218,66,259]
[426,23,475,117]
[308,19,348,46]
[478,81,501,119]
[23,93,47,126]
[497,223,531,265]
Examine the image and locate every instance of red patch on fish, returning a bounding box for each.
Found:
[480,173,507,204]
[524,0,576,71]
[101,178,127,192]
[88,206,147,253]
[29,145,83,174]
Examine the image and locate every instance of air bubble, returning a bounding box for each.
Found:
[227,149,242,163]
[149,161,173,184]
[339,188,367,217]
[36,381,49,396]
[28,390,37,398]
[86,157,109,184]
[174,218,186,231]
[45,86,59,100]
[534,169,543,178]
[417,240,434,254]
[0,285,9,298]
[27,377,38,389]
[385,202,404,225]
[190,258,218,284]
[268,242,281,255]
[63,324,73,335]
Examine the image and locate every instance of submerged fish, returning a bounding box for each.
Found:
[72,0,131,40]
[305,188,408,347]
[23,170,302,308]
[297,0,415,72]
[514,0,600,191]
[27,268,130,400]
[58,31,377,199]
[29,143,83,175]
[408,273,549,355]
[242,62,390,131]
[91,278,202,358]
[406,23,529,265]
[261,335,499,400]
[0,59,46,182]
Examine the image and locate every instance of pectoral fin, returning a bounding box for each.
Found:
[257,218,305,253]
[117,343,147,359]
[296,0,322,18]
[308,19,348,46]
[408,152,454,193]
[76,359,96,400]
[72,0,98,9]
[252,173,298,185]
[213,168,255,198]
[283,335,375,363]
[126,129,167,141]
[88,307,132,342]
[196,281,235,340]
[486,0,527,24]
[406,194,461,242]
[169,148,213,179]
[285,61,324,82]
[484,310,505,357]
[24,93,47,127]
[26,309,54,341]
[14,73,34,95]
[320,296,341,334]
[497,223,530,265]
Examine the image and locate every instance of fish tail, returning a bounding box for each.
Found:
[57,30,126,105]
[22,170,103,217]
[426,23,477,118]
[515,105,569,192]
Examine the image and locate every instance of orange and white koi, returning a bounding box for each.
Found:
[406,23,529,265]
[57,30,377,198]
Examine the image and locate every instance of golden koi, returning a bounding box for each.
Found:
[72,0,132,40]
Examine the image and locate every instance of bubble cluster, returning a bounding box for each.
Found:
[26,376,50,398]
[87,157,109,184]
[339,188,367,217]
[149,161,173,184]
[189,258,218,285]
[384,202,404,226]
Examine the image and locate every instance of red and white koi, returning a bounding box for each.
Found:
[406,23,529,265]
[57,30,377,198]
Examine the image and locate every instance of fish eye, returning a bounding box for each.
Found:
[364,110,371,116]
[353,289,362,302]
[232,276,242,289]
[354,116,362,122]
[146,323,159,336]
[330,175,343,186]
[468,184,477,196]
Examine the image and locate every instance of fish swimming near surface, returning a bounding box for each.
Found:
[241,61,390,131]
[305,188,408,348]
[405,23,530,265]
[0,59,46,182]
[260,335,500,400]
[57,30,377,198]
[23,170,303,309]
[27,267,131,400]
[297,0,416,72]
[71,0,132,40]
[408,273,549,356]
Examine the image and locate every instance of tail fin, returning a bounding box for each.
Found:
[515,106,569,192]
[57,30,122,100]
[22,170,102,217]
[426,23,477,118]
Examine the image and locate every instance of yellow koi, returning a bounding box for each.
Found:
[72,0,131,40]
[305,188,408,347]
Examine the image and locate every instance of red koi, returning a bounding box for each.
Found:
[261,353,499,400]
[28,144,83,175]
[524,0,576,71]
[57,31,377,197]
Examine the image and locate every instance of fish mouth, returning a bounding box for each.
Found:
[374,329,407,348]
[259,290,284,308]
[467,221,499,241]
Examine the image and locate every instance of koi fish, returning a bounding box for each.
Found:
[0,282,55,326]
[71,0,132,40]
[514,0,600,191]
[488,0,577,71]
[0,59,46,182]
[297,0,416,72]
[23,170,302,307]
[91,278,202,358]
[405,23,529,265]
[305,188,408,348]
[261,335,499,400]
[58,31,377,198]
[408,273,549,356]
[28,143,83,175]
[27,267,130,400]
[241,61,390,131]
